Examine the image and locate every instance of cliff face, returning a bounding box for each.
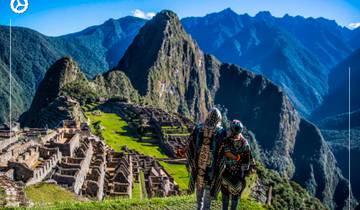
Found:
[292,119,357,210]
[213,63,354,209]
[117,10,215,120]
[20,57,140,128]
[214,64,300,176]
[93,70,139,103]
[20,57,87,128]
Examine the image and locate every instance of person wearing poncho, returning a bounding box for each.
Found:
[186,108,226,210]
[221,120,254,210]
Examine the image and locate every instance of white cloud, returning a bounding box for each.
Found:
[348,22,360,30]
[132,9,155,19]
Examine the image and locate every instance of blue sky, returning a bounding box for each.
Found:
[0,0,359,36]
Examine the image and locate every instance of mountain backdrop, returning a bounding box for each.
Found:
[18,10,357,210]
[0,8,359,124]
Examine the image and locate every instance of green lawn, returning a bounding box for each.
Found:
[22,195,266,210]
[24,183,78,205]
[0,187,6,206]
[132,182,142,200]
[87,111,167,158]
[160,161,189,190]
[86,111,189,191]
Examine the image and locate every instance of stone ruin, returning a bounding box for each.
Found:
[0,116,182,207]
[103,102,193,158]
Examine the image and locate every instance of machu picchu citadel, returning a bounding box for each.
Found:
[0,100,196,207]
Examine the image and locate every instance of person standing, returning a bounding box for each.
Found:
[186,108,226,210]
[221,120,255,210]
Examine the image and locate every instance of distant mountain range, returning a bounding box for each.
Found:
[182,8,356,115]
[0,8,358,123]
[0,16,145,123]
[20,10,356,210]
[312,48,360,120]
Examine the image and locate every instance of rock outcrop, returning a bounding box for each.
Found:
[116,10,215,120]
[20,57,139,128]
[20,57,88,128]
[93,70,139,103]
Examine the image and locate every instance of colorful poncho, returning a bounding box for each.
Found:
[221,135,251,195]
[186,124,226,197]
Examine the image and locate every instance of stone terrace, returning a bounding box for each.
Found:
[0,116,185,207]
[102,102,193,158]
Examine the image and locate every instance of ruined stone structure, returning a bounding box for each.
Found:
[9,146,62,185]
[104,102,193,158]
[0,109,184,207]
[46,132,80,157]
[105,151,133,198]
[81,137,106,200]
[53,137,93,194]
[0,175,28,207]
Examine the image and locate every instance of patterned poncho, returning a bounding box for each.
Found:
[221,135,251,195]
[186,124,226,197]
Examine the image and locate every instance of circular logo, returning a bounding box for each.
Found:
[10,0,29,14]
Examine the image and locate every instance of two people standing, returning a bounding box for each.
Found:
[186,108,255,210]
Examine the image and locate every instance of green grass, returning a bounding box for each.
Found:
[0,187,6,206]
[24,183,78,205]
[87,111,167,158]
[86,111,189,190]
[160,161,189,191]
[140,171,148,199]
[132,182,142,200]
[16,195,266,210]
[241,173,257,199]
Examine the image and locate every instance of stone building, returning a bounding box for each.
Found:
[9,146,62,185]
[53,138,93,194]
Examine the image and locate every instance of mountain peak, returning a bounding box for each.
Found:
[219,7,237,16]
[19,57,86,127]
[156,10,179,21]
[255,11,273,20]
[117,10,212,120]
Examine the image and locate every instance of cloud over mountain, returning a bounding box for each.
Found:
[132,9,156,19]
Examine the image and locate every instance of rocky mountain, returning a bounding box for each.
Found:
[181,8,354,116]
[77,10,354,209]
[116,11,216,120]
[312,48,360,120]
[19,57,88,128]
[0,16,145,124]
[1,9,358,123]
[318,110,360,206]
[212,63,354,210]
[20,57,139,128]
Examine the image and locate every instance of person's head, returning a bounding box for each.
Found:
[204,108,222,128]
[230,120,244,136]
